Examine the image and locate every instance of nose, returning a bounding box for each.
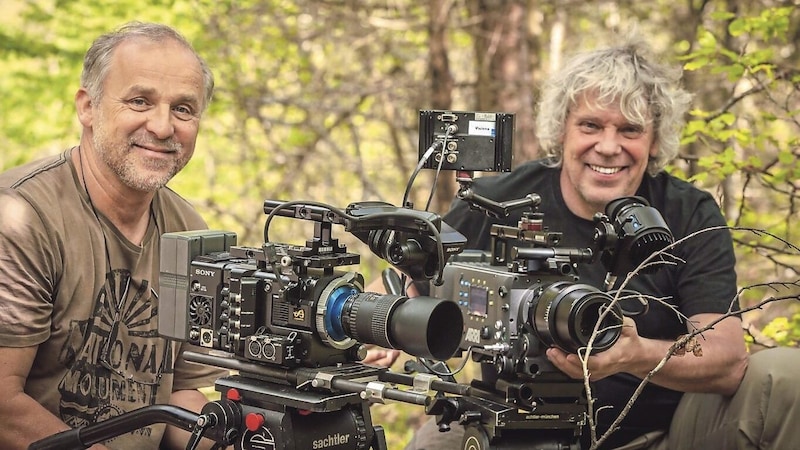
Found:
[594,128,622,155]
[146,104,175,140]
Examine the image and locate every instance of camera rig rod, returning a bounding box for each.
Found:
[183,351,433,407]
[513,246,595,264]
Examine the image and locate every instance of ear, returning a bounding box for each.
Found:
[75,88,94,127]
[649,142,659,158]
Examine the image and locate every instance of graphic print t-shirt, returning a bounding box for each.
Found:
[0,148,224,449]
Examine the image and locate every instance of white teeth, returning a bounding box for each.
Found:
[590,165,622,175]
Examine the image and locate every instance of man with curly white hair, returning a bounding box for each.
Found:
[405,38,800,450]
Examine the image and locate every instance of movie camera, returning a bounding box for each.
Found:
[409,111,674,449]
[30,110,672,450]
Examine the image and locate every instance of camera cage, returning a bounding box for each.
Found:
[30,110,674,450]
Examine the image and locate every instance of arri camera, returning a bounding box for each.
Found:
[427,195,673,448]
[29,110,673,450]
[414,110,674,449]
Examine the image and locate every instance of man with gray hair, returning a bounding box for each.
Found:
[405,40,800,449]
[0,22,225,449]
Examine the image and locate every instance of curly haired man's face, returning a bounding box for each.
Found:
[559,94,657,219]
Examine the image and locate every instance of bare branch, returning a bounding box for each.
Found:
[582,226,800,449]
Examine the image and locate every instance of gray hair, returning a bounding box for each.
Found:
[80,21,214,112]
[536,40,692,175]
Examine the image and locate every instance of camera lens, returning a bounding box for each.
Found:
[342,293,463,361]
[605,196,673,275]
[530,281,622,354]
[315,273,463,361]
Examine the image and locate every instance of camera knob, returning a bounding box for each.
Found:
[245,412,265,432]
[494,355,515,376]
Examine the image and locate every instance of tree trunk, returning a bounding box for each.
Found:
[468,0,538,165]
[428,0,458,213]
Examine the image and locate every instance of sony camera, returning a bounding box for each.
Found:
[157,201,467,369]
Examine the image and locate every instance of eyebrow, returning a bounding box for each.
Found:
[571,112,644,128]
[123,84,201,109]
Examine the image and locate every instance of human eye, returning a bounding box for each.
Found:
[172,104,198,121]
[127,97,150,111]
[620,124,645,138]
[578,120,601,132]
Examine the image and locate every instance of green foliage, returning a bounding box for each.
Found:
[678,6,800,259]
[3,1,800,447]
[761,314,800,347]
[0,0,195,165]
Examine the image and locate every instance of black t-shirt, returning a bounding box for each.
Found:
[442,159,738,448]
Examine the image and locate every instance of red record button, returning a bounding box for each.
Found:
[245,412,265,432]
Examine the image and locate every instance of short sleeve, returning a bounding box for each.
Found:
[0,189,57,346]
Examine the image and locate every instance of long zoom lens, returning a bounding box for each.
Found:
[318,282,463,361]
[530,281,622,354]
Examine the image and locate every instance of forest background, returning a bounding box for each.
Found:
[2,0,799,448]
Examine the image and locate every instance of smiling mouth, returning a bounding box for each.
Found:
[133,143,178,154]
[589,164,623,175]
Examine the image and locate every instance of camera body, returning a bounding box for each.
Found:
[432,197,671,397]
[434,250,621,380]
[158,202,465,370]
[429,209,630,419]
[159,229,366,367]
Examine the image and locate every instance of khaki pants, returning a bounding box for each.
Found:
[658,346,800,450]
[405,347,800,450]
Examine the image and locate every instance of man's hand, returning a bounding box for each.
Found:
[361,346,401,367]
[546,316,642,381]
[545,314,748,395]
[0,346,113,450]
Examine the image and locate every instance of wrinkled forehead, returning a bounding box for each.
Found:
[105,38,205,98]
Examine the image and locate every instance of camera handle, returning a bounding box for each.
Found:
[455,171,541,219]
[28,404,231,450]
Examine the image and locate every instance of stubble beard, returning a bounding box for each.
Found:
[92,118,187,193]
